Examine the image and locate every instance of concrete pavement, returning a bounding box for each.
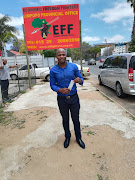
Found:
[6,79,135,140]
[1,79,135,180]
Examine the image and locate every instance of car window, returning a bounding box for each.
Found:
[103,57,114,68]
[121,56,127,69]
[130,56,135,70]
[19,65,32,70]
[103,56,127,69]
[111,56,122,68]
[103,58,109,68]
[112,56,127,69]
[20,65,27,70]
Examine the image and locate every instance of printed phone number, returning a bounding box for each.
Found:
[57,38,80,43]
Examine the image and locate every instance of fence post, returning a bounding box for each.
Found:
[22,24,31,89]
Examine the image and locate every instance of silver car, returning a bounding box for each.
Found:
[98,53,135,98]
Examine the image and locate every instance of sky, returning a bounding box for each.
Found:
[0,0,134,49]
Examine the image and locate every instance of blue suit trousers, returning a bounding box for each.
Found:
[57,94,81,140]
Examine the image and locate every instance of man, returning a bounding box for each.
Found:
[50,48,85,149]
[0,59,19,102]
[41,23,49,39]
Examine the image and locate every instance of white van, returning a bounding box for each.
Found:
[98,53,135,98]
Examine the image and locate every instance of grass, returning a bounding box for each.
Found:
[0,106,26,129]
[100,93,114,102]
[84,131,95,135]
[97,156,102,158]
[82,88,88,90]
[97,174,109,180]
[0,106,14,126]
[20,90,26,94]
[130,115,135,121]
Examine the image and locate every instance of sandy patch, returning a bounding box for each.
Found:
[0,107,56,149]
[10,125,135,180]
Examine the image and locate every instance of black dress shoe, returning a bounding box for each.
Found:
[76,139,85,149]
[64,139,70,148]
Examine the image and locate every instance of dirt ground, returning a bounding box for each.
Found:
[0,79,135,180]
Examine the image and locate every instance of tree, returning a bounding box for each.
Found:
[128,36,135,51]
[11,39,24,52]
[82,42,91,60]
[69,42,91,61]
[127,0,135,39]
[0,15,18,52]
[42,49,57,57]
[89,46,101,59]
[102,46,114,56]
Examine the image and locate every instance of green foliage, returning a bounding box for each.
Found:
[70,48,81,60]
[89,46,101,59]
[42,49,57,57]
[128,37,135,52]
[0,15,18,47]
[39,41,100,60]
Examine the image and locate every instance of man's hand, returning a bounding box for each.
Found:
[74,77,82,84]
[58,88,70,94]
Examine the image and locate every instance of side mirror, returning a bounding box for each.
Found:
[99,65,103,69]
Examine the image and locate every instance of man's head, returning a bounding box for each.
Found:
[56,48,66,64]
[2,59,7,65]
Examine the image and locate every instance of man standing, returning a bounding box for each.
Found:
[50,48,85,149]
[0,59,19,102]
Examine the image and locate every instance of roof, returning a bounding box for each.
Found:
[9,50,25,56]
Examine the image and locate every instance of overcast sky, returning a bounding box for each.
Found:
[0,0,134,49]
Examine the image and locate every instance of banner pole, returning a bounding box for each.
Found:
[22,24,31,89]
[80,20,83,76]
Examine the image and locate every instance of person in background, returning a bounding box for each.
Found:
[50,48,85,149]
[0,59,19,102]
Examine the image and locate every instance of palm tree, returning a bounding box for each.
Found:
[127,0,135,39]
[0,15,18,56]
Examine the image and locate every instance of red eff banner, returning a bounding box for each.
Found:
[22,4,80,51]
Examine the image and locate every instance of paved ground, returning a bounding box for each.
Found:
[1,78,135,180]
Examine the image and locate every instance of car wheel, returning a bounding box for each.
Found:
[98,76,102,85]
[46,75,50,82]
[116,82,125,98]
[10,74,18,80]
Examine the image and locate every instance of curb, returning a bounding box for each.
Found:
[90,81,135,119]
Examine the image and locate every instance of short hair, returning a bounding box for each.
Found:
[56,48,66,56]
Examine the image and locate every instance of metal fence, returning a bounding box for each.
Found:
[0,67,36,104]
[9,67,36,98]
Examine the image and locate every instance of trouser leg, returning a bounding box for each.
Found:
[57,97,71,139]
[70,94,81,140]
[5,80,9,99]
[1,80,9,100]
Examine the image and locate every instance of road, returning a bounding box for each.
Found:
[84,61,135,117]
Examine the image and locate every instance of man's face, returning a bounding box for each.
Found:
[56,50,66,64]
[3,59,7,65]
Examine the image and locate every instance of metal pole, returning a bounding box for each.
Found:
[22,24,31,89]
[65,48,67,55]
[105,39,109,56]
[80,20,83,76]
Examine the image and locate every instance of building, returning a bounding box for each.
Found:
[112,43,130,54]
[94,42,130,56]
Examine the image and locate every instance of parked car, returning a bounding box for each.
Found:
[96,56,107,61]
[40,69,51,81]
[88,59,96,65]
[98,53,135,97]
[100,58,106,63]
[10,64,50,80]
[74,63,90,77]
